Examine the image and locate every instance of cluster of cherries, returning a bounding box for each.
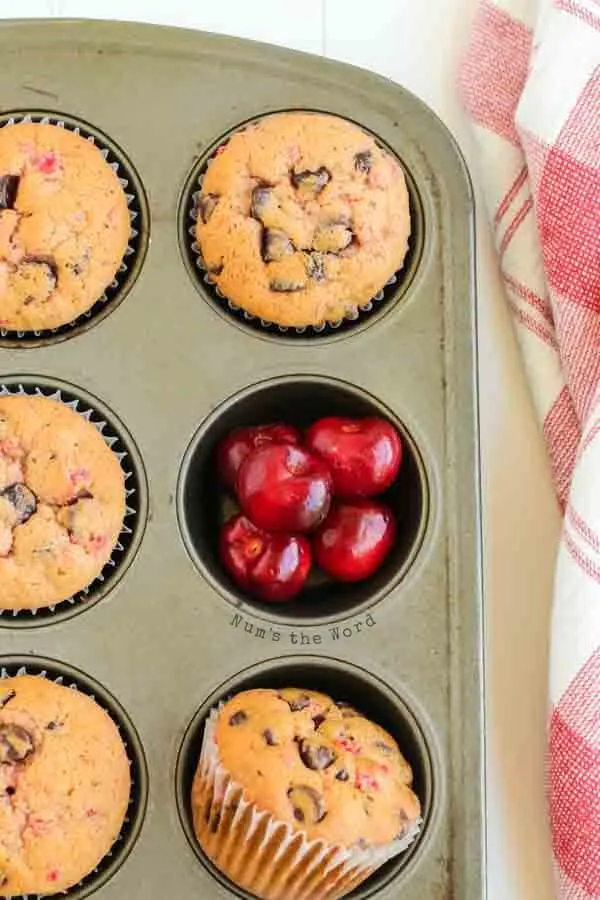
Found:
[217,416,402,603]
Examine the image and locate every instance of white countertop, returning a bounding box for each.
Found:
[2,2,562,898]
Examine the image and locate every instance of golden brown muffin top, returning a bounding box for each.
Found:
[212,687,421,848]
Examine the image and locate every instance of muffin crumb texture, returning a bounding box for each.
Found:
[0,394,126,611]
[195,113,411,328]
[0,675,130,896]
[0,122,130,332]
[192,687,421,900]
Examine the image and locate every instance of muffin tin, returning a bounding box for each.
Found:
[0,18,484,900]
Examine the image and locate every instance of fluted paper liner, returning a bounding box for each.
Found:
[192,707,421,900]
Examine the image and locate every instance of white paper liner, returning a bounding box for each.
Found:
[0,113,141,341]
[193,706,421,900]
[0,662,138,900]
[186,129,402,336]
[0,384,138,620]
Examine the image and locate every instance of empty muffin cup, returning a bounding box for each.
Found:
[0,111,149,347]
[180,110,424,340]
[0,378,147,627]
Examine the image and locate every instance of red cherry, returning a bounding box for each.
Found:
[217,423,301,491]
[237,444,332,533]
[305,417,402,498]
[220,514,311,602]
[313,500,396,582]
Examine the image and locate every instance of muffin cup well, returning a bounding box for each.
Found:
[177,375,430,626]
[0,655,148,900]
[0,378,148,627]
[192,705,421,900]
[0,111,149,348]
[179,111,424,341]
[176,656,434,900]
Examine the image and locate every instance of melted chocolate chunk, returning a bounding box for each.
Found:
[306,252,326,282]
[286,694,311,712]
[299,740,336,771]
[291,167,331,194]
[1,483,37,525]
[335,768,350,782]
[18,257,59,296]
[269,277,305,293]
[46,721,62,731]
[312,714,325,729]
[263,728,277,746]
[0,175,19,210]
[354,151,373,174]
[0,724,35,764]
[197,193,219,225]
[261,228,294,263]
[251,185,274,219]
[0,690,15,710]
[287,785,326,824]
[228,710,248,726]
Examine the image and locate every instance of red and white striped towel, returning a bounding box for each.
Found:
[460,1,600,896]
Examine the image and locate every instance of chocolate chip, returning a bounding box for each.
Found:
[0,175,19,210]
[210,810,221,833]
[251,185,274,219]
[336,702,360,718]
[287,785,326,824]
[269,277,305,293]
[228,711,248,726]
[286,694,311,712]
[263,728,277,746]
[299,740,335,771]
[0,724,35,764]
[5,785,15,796]
[335,769,350,782]
[0,690,15,710]
[291,167,331,193]
[46,721,61,731]
[1,483,37,525]
[17,257,58,296]
[312,714,325,729]
[312,223,354,254]
[197,193,219,224]
[261,228,294,263]
[354,151,373,174]
[375,740,394,755]
[306,252,326,282]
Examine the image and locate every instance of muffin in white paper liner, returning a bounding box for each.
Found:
[182,112,414,338]
[0,112,146,344]
[0,659,147,900]
[192,706,421,900]
[0,382,143,622]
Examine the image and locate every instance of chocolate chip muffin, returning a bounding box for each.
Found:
[191,688,421,900]
[0,394,126,611]
[0,675,130,895]
[194,112,411,328]
[0,122,130,332]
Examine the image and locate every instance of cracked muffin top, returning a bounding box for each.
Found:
[0,122,130,332]
[194,112,411,329]
[0,675,130,896]
[0,395,126,611]
[193,687,421,848]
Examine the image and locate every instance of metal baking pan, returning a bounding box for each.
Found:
[0,19,484,900]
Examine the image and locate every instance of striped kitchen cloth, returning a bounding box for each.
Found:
[459,1,600,897]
